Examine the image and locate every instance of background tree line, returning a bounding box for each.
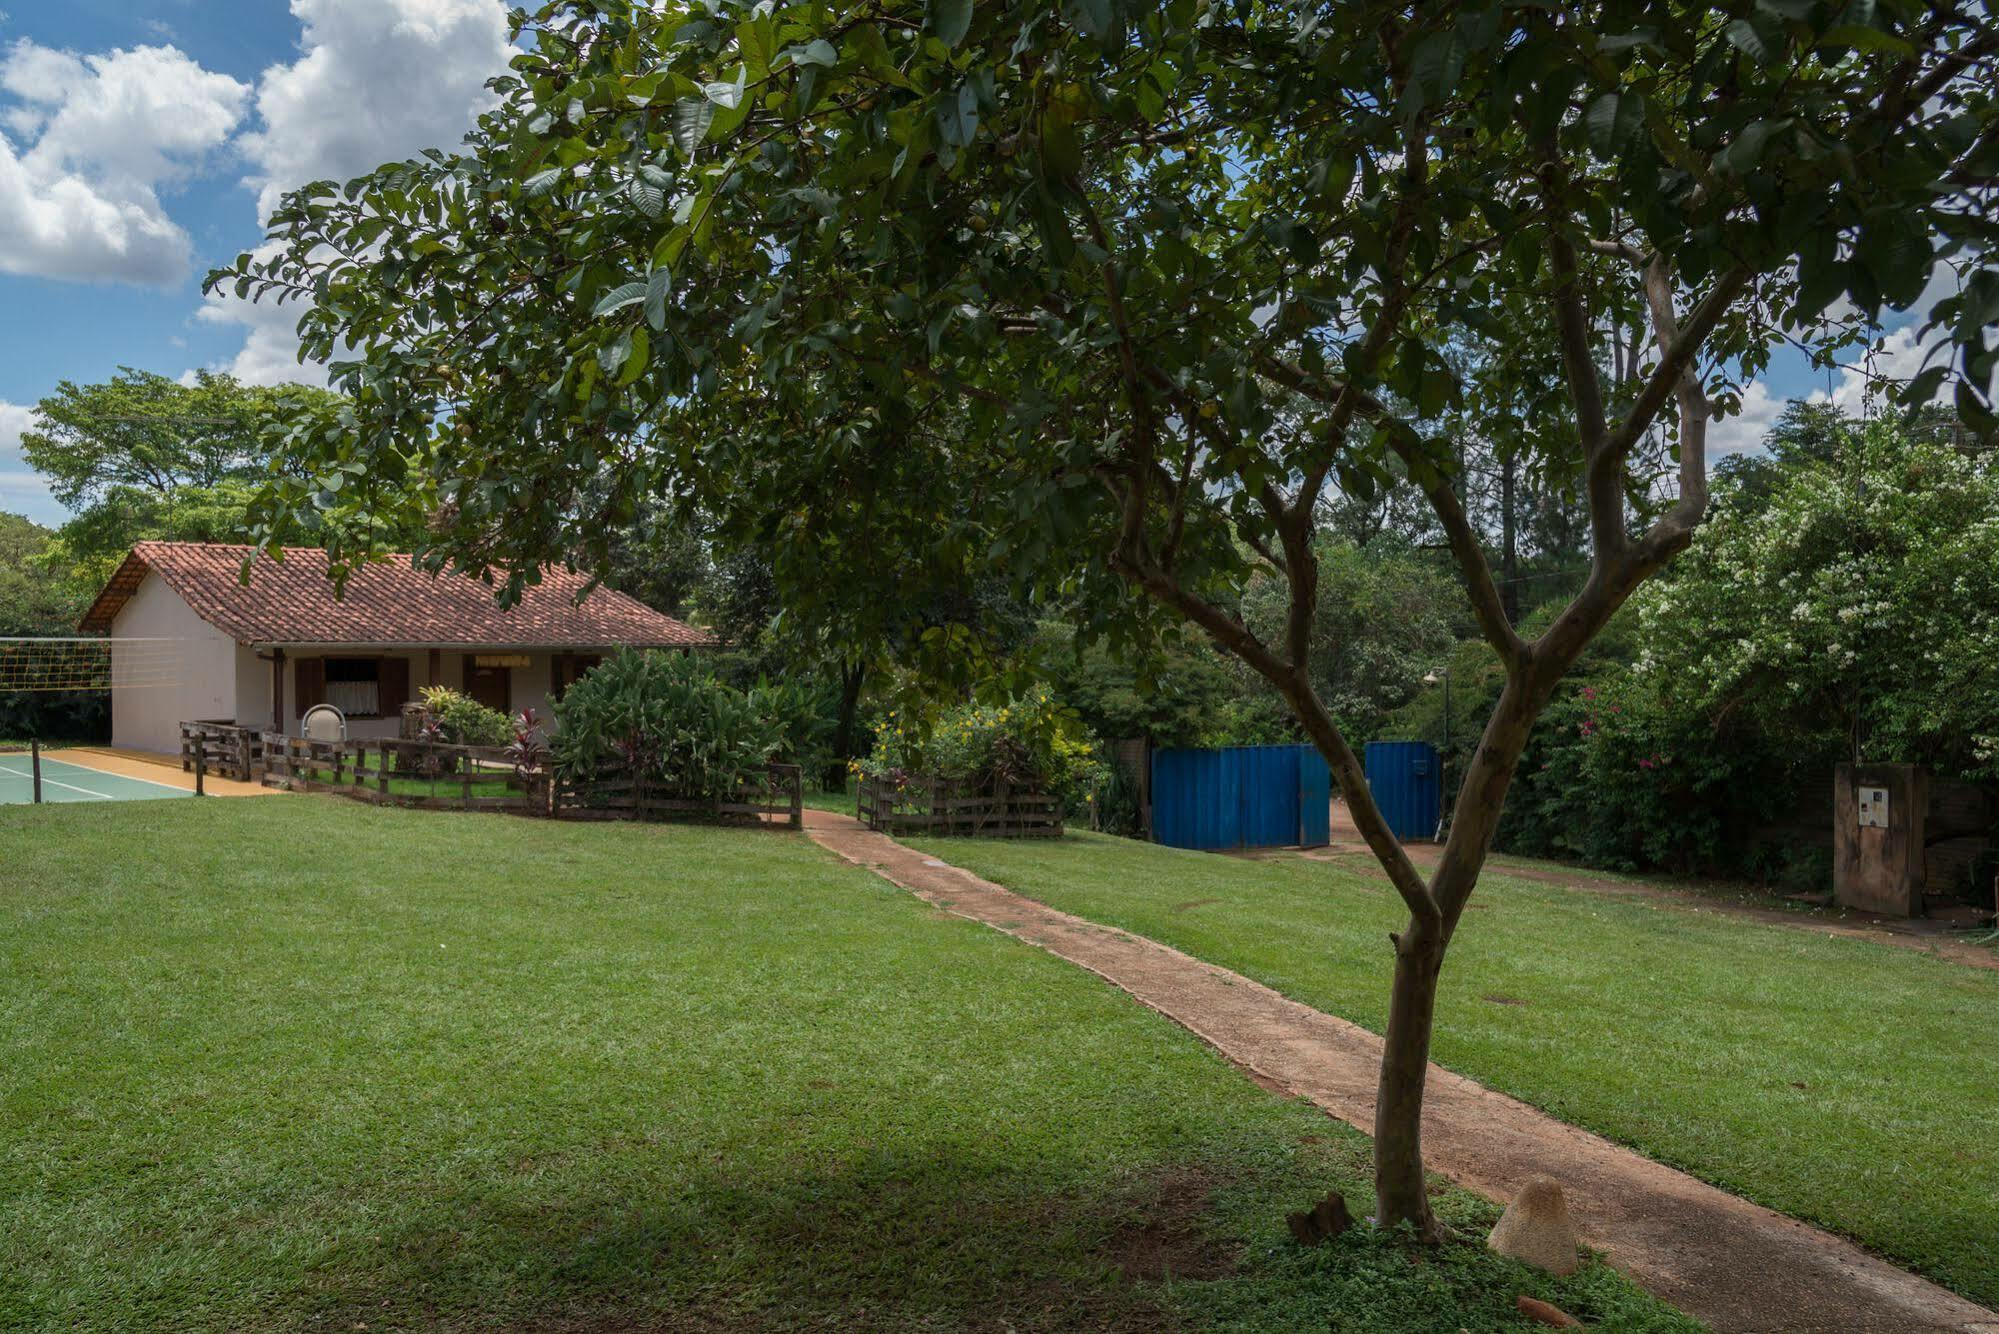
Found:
[8,368,1995,901]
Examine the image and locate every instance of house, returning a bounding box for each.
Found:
[79,541,714,755]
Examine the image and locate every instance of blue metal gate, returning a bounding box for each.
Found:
[1363,740,1441,841]
[1151,744,1331,851]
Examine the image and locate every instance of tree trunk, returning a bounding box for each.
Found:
[826,658,867,790]
[1370,673,1547,1235]
[1500,453,1520,626]
[1374,922,1448,1239]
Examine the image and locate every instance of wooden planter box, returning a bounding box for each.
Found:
[554,762,803,829]
[857,775,1063,839]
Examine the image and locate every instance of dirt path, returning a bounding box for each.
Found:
[803,810,1999,1334]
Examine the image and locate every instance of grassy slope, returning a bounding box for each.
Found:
[918,832,1999,1310]
[0,799,1690,1333]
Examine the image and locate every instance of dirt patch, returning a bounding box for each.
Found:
[1171,897,1222,913]
[1103,1167,1241,1283]
[806,809,1999,1333]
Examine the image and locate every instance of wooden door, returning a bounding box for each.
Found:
[464,661,510,715]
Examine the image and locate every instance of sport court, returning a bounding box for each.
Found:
[0,750,194,805]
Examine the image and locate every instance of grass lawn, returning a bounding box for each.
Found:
[801,783,859,817]
[0,799,1691,1332]
[917,831,1999,1310]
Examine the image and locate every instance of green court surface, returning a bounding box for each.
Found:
[0,753,192,805]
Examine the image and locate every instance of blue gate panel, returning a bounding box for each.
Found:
[1151,744,1330,851]
[1298,751,1331,847]
[1364,740,1440,842]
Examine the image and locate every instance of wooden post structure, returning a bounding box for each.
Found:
[194,747,206,796]
[30,738,42,803]
[269,648,287,734]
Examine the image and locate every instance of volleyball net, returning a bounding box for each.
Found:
[0,638,190,693]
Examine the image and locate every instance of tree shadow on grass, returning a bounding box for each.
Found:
[296,1150,1245,1333]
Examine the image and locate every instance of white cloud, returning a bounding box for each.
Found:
[0,400,60,524]
[241,0,511,221]
[196,240,334,387]
[200,0,513,383]
[1706,379,1786,457]
[1811,323,1957,419]
[0,40,249,285]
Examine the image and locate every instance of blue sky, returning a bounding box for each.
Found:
[0,0,514,523]
[0,3,1938,528]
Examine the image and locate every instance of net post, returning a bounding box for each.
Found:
[31,738,42,804]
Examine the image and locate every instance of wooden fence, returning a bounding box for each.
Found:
[556,762,803,828]
[858,775,1063,839]
[260,734,547,813]
[180,721,264,783]
[178,721,800,827]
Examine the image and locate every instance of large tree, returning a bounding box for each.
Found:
[215,0,1998,1235]
[20,369,356,583]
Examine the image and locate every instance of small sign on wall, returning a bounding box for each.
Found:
[1857,786,1890,828]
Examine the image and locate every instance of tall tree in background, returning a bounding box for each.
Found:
[217,1,1998,1235]
[21,369,351,584]
[0,514,82,636]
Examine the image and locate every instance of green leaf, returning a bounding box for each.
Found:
[644,267,673,331]
[927,0,973,48]
[790,39,839,67]
[522,168,562,198]
[1039,85,1086,181]
[702,68,747,109]
[617,328,650,386]
[674,97,716,156]
[598,331,632,376]
[1717,118,1790,174]
[1585,92,1646,159]
[1405,30,1465,111]
[594,281,647,317]
[629,175,665,219]
[937,83,980,147]
[1725,18,1774,62]
[1065,0,1116,44]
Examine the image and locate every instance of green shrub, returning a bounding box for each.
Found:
[552,649,783,799]
[857,691,1106,813]
[751,676,840,784]
[418,685,512,748]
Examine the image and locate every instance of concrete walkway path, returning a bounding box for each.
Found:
[804,809,1999,1334]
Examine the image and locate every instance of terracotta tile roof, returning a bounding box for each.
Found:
[78,541,716,649]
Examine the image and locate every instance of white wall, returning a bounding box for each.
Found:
[110,575,239,756]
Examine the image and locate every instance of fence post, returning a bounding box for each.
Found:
[31,737,42,804]
[194,747,206,797]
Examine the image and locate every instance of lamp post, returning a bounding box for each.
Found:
[1422,668,1451,755]
[1422,668,1452,837]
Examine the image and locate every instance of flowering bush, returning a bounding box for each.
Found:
[854,691,1106,812]
[418,685,512,748]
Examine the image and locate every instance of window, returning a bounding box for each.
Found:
[296,656,409,722]
[324,658,381,718]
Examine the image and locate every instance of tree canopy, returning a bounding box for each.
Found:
[214,0,1999,1237]
[20,369,356,585]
